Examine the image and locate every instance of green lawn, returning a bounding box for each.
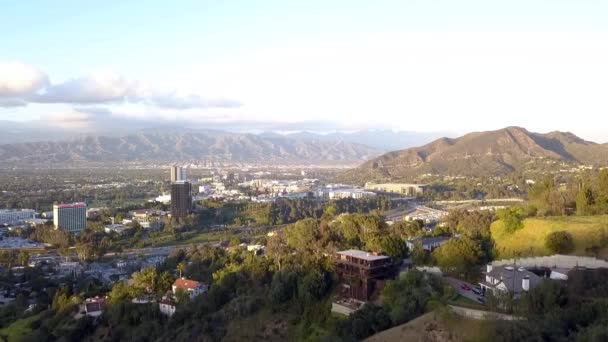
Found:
[491,215,608,258]
[0,314,41,341]
[365,310,496,342]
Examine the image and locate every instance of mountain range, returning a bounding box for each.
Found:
[260,130,448,151]
[338,126,608,182]
[0,120,445,151]
[0,130,382,166]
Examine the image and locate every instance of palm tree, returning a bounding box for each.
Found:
[18,250,29,267]
[177,262,186,278]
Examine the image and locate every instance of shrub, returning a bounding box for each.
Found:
[545,231,575,254]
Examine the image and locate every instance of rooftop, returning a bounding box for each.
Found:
[173,277,202,290]
[0,209,36,213]
[409,236,451,245]
[484,265,541,292]
[55,203,86,209]
[337,249,390,261]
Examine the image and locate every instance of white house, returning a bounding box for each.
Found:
[172,278,207,299]
[159,297,177,317]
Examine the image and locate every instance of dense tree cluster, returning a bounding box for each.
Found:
[575,169,608,215]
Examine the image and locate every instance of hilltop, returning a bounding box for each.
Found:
[338,127,608,182]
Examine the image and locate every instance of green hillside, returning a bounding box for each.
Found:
[491,215,608,258]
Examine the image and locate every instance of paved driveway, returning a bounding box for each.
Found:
[445,277,485,304]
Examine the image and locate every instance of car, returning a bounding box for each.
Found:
[472,288,482,295]
[477,297,485,304]
[460,284,471,291]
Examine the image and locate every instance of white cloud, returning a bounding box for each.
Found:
[0,62,241,110]
[46,109,96,129]
[31,71,139,104]
[149,92,241,109]
[0,61,48,98]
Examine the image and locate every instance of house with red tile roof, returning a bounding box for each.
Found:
[172,277,207,298]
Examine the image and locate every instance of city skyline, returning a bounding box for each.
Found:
[2,1,608,142]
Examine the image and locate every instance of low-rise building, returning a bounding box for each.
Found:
[364,182,428,196]
[172,278,207,299]
[247,244,265,255]
[104,224,130,235]
[83,296,106,317]
[406,236,451,252]
[159,297,177,317]
[126,209,166,229]
[0,209,36,225]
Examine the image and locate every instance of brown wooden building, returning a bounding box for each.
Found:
[335,249,395,301]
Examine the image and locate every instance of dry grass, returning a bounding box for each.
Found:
[365,310,495,342]
[491,215,608,258]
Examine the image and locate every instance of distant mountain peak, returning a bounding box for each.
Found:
[337,127,608,182]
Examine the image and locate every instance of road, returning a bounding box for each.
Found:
[445,277,485,304]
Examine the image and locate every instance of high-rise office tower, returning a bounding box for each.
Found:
[170,166,188,183]
[53,202,87,234]
[171,181,192,219]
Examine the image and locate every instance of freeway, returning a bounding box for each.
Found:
[107,224,288,258]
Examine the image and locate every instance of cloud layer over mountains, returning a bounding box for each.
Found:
[0,61,241,110]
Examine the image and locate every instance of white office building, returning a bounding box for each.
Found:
[170,166,188,183]
[53,203,87,234]
[0,209,36,225]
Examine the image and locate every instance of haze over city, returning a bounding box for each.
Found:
[2,0,608,141]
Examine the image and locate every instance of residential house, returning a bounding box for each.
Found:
[83,296,106,317]
[159,297,177,317]
[335,249,395,301]
[406,236,451,252]
[480,265,541,296]
[172,278,207,299]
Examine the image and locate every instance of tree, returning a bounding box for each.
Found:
[0,250,17,268]
[410,241,430,265]
[109,281,131,304]
[576,186,595,216]
[156,271,174,295]
[545,231,575,254]
[266,235,289,271]
[497,207,524,233]
[174,288,191,304]
[433,237,483,278]
[269,270,298,305]
[380,236,409,260]
[75,243,94,262]
[130,267,157,296]
[177,262,186,278]
[297,269,331,305]
[18,250,29,266]
[284,218,321,257]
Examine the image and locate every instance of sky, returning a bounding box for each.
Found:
[1,0,608,141]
